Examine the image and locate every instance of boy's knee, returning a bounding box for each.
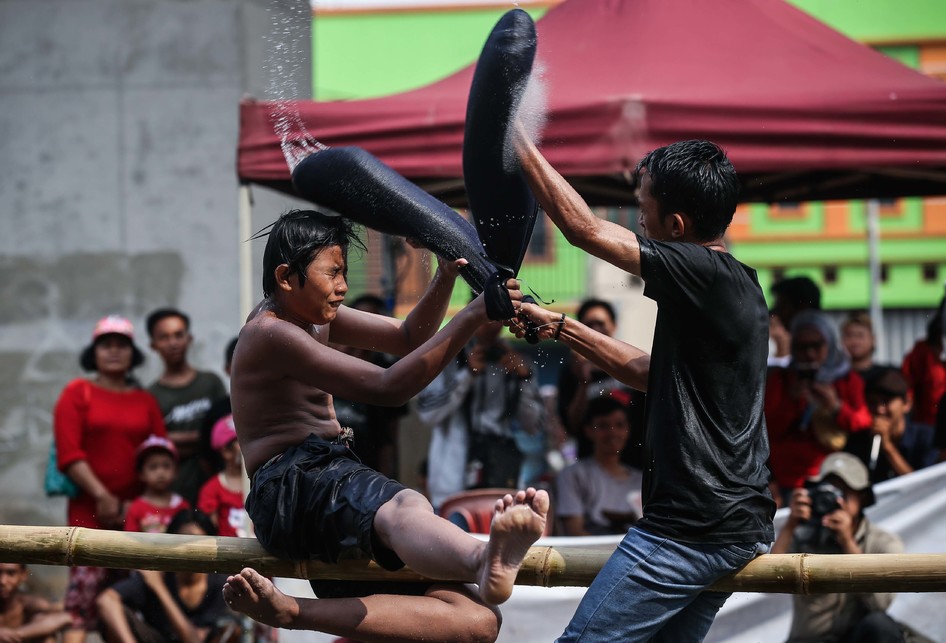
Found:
[465,604,501,643]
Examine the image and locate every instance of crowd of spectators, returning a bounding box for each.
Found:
[21,279,945,641]
[45,310,246,642]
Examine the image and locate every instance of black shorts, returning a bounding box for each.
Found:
[246,433,430,597]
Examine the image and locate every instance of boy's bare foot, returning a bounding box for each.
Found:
[478,487,549,605]
[222,568,300,628]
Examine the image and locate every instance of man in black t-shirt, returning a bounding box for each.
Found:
[515,134,776,641]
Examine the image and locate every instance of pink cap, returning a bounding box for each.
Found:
[135,435,178,468]
[211,415,238,451]
[92,315,135,341]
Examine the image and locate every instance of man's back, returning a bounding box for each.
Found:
[636,236,775,543]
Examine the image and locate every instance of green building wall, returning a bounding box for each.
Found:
[311,1,946,311]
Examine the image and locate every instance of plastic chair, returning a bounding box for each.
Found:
[438,488,554,536]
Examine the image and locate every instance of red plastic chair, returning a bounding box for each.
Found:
[438,488,554,536]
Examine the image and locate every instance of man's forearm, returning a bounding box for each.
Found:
[558,318,650,392]
[516,131,601,248]
[515,129,644,276]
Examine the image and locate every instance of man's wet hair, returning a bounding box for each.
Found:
[771,276,822,310]
[146,307,190,339]
[576,298,617,325]
[635,140,739,242]
[257,209,365,298]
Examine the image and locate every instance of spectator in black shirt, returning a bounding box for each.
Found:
[97,510,240,642]
[846,367,938,482]
[515,133,775,641]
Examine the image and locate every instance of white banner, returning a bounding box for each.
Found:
[278,462,946,642]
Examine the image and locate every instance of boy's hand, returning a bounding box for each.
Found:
[437,255,468,280]
[480,277,522,321]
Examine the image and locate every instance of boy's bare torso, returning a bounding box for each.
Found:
[231,302,344,478]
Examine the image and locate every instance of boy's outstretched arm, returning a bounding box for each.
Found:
[274,281,523,406]
[331,256,466,356]
[515,126,644,277]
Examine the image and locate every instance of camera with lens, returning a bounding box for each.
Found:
[808,481,844,518]
[794,481,844,552]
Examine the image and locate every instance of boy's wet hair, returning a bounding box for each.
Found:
[257,209,365,297]
[635,140,739,242]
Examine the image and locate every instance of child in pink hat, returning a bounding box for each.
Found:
[197,415,249,538]
[124,435,190,533]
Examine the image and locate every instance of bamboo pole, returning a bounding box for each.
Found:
[2,525,945,594]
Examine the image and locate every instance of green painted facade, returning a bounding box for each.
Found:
[313,7,549,101]
[789,0,946,43]
[312,1,946,311]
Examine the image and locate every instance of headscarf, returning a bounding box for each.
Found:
[790,310,850,382]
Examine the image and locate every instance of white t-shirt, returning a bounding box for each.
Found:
[555,459,643,535]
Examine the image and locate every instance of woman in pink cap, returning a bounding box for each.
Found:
[52,315,167,643]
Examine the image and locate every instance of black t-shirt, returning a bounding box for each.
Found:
[636,236,775,543]
[111,571,233,641]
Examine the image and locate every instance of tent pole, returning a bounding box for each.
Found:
[239,185,254,323]
[866,200,886,362]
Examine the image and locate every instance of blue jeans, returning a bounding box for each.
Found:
[557,527,768,642]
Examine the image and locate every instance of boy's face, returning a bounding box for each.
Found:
[150,316,191,367]
[287,245,349,325]
[0,563,26,601]
[139,452,176,492]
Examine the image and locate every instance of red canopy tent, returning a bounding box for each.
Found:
[238,0,946,205]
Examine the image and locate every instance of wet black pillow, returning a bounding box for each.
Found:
[291,147,515,319]
[463,8,539,277]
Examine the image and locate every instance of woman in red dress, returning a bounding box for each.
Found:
[53,315,166,642]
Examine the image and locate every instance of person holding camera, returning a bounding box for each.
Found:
[418,318,546,509]
[765,310,872,506]
[771,452,906,643]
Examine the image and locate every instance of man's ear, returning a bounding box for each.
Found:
[903,394,913,416]
[274,264,293,292]
[669,213,686,239]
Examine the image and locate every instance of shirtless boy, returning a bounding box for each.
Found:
[222,209,549,642]
[0,563,72,642]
